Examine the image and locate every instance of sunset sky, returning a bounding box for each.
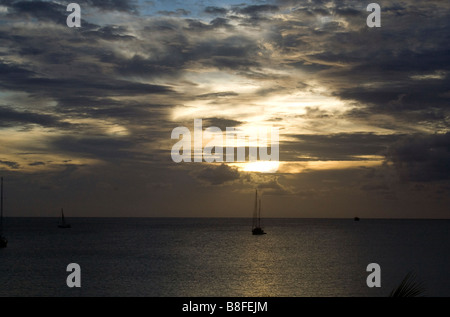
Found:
[0,0,449,218]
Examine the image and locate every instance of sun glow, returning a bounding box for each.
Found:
[241,161,280,173]
[229,158,384,174]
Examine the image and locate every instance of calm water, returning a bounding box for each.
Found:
[0,218,449,297]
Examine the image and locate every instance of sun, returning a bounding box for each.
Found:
[242,161,280,173]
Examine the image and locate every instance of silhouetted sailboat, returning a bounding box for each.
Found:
[58,208,71,229]
[0,177,7,248]
[252,190,266,235]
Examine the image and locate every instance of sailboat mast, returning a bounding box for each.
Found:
[253,190,258,228]
[1,177,3,236]
[258,198,262,228]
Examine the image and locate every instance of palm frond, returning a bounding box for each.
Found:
[389,272,426,297]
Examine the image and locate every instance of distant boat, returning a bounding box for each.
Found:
[58,208,71,229]
[252,190,266,235]
[0,177,7,248]
[354,217,360,222]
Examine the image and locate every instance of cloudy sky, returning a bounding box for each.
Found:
[0,0,449,218]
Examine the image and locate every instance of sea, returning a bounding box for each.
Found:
[0,218,449,297]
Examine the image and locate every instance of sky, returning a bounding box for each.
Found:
[0,0,449,218]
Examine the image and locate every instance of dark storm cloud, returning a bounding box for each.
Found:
[202,118,243,130]
[284,133,399,161]
[114,26,259,77]
[204,4,279,17]
[0,61,172,98]
[85,103,167,119]
[283,1,450,127]
[190,36,261,69]
[82,26,136,41]
[4,0,67,22]
[115,54,184,78]
[68,0,137,12]
[53,96,115,111]
[334,7,361,17]
[28,162,46,166]
[0,160,20,169]
[196,92,239,99]
[386,133,450,182]
[235,5,279,16]
[287,61,332,72]
[0,3,177,165]
[1,0,128,26]
[193,164,241,185]
[185,17,233,30]
[204,6,227,15]
[109,18,227,78]
[0,62,34,78]
[57,97,169,119]
[2,0,448,133]
[257,178,293,195]
[209,17,232,28]
[51,136,136,160]
[296,107,331,119]
[82,0,136,12]
[157,9,190,17]
[0,106,71,128]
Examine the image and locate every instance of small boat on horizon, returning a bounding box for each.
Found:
[1,177,8,248]
[252,190,267,235]
[354,217,360,222]
[58,208,71,229]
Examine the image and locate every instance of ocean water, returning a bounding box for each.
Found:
[0,218,449,297]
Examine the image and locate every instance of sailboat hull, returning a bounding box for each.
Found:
[252,228,266,235]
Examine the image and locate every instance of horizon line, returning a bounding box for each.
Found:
[3,216,450,221]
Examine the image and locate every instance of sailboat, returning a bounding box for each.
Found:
[252,190,266,235]
[0,177,7,248]
[58,208,71,229]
